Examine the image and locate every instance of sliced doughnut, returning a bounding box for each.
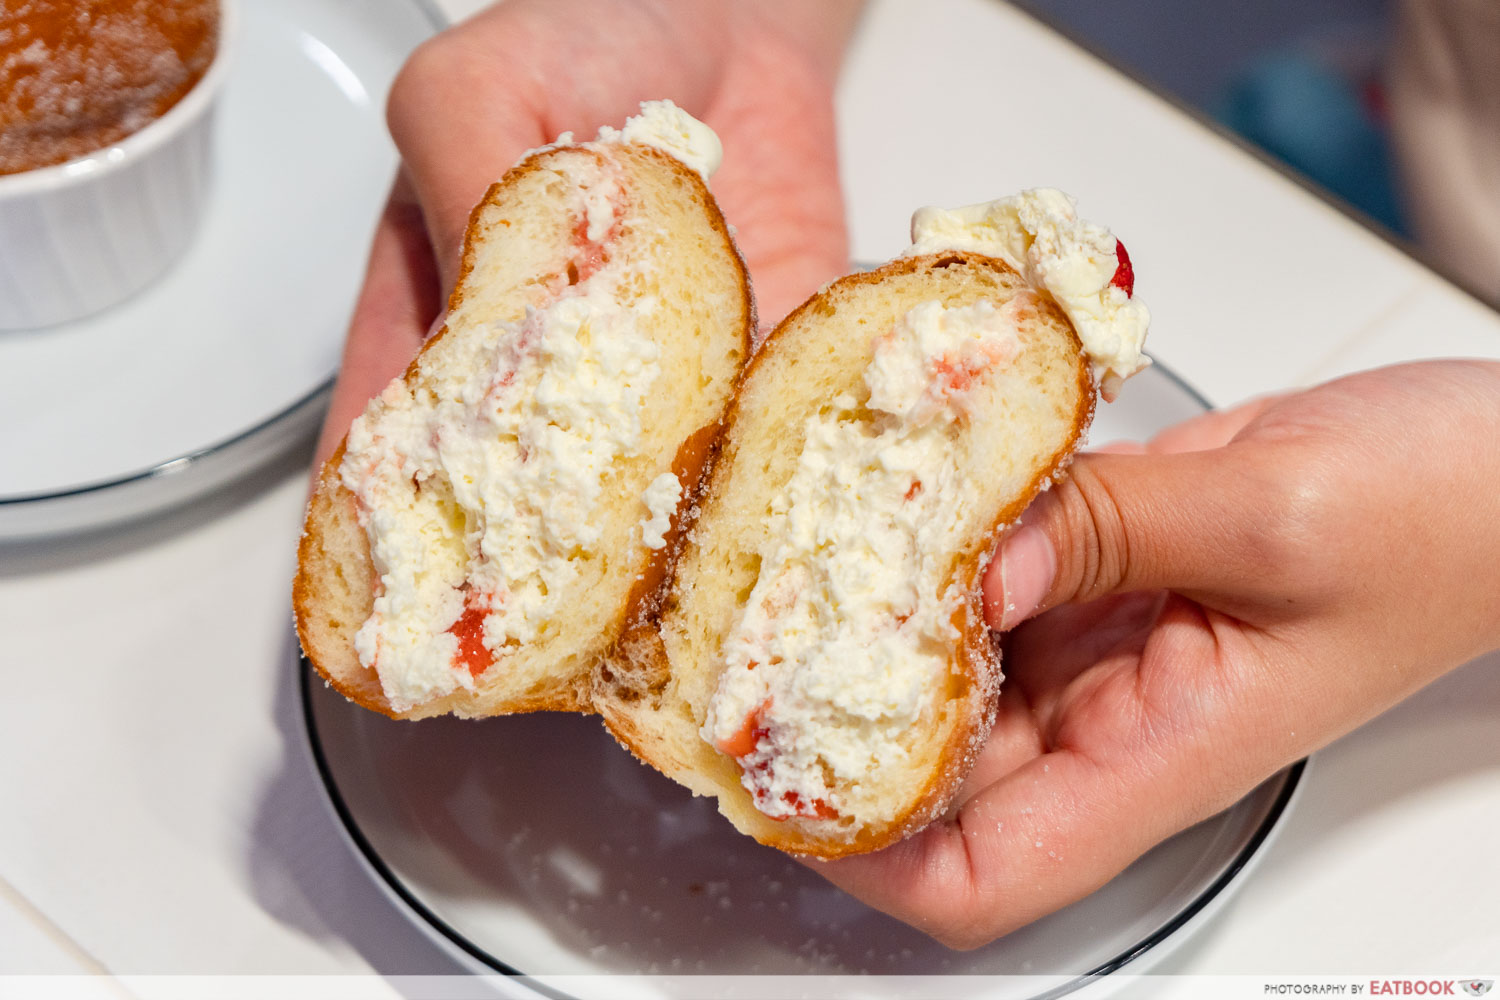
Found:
[295,103,752,720]
[601,250,1096,856]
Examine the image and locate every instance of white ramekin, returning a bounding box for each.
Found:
[0,0,237,331]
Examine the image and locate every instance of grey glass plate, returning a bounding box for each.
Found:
[301,361,1305,997]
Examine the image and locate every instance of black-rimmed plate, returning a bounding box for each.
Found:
[0,0,443,540]
[301,362,1305,997]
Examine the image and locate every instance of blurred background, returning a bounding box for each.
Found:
[1020,0,1405,238]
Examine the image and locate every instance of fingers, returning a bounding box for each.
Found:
[313,173,442,469]
[810,736,1177,949]
[988,522,1054,630]
[981,392,1287,629]
[1087,395,1277,458]
[1044,448,1270,608]
[948,687,1046,805]
[983,440,1305,629]
[1000,590,1168,706]
[988,361,1500,634]
[818,361,1500,947]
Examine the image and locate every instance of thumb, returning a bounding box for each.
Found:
[983,445,1290,628]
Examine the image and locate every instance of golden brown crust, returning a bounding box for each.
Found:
[293,443,396,717]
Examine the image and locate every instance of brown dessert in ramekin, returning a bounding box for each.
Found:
[1,0,220,176]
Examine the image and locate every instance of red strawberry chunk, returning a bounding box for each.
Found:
[1110,239,1135,297]
[716,700,771,758]
[448,590,495,677]
[718,701,841,820]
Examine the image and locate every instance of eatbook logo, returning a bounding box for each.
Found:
[1462,983,1493,998]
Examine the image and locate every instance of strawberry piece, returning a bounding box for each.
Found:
[716,700,771,758]
[720,699,842,821]
[781,790,838,819]
[568,217,612,285]
[1110,239,1135,297]
[448,591,495,677]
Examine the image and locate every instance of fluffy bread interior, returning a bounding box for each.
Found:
[601,252,1093,856]
[295,143,751,720]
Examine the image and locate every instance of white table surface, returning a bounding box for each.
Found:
[2,0,1497,992]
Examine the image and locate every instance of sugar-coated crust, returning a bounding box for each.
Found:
[293,139,752,721]
[602,252,1095,858]
[294,442,387,713]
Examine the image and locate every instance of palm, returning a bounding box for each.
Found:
[997,591,1271,847]
[701,79,848,331]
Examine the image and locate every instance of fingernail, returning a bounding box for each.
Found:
[997,524,1056,630]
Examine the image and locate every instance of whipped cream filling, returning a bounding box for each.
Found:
[909,188,1149,400]
[702,298,1027,821]
[605,99,722,179]
[640,472,682,550]
[541,99,723,181]
[344,272,663,711]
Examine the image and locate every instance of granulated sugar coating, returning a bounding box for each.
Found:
[0,0,219,175]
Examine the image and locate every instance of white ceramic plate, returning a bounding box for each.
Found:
[0,0,443,540]
[301,362,1305,997]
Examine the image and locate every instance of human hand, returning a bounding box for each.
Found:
[810,359,1500,948]
[314,0,860,464]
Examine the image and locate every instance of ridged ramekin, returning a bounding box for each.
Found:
[0,0,237,330]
